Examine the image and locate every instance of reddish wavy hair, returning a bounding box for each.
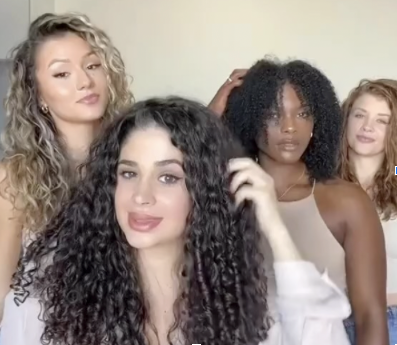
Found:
[339,79,397,220]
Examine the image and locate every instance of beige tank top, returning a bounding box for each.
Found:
[263,182,347,319]
[278,181,346,289]
[264,181,346,295]
[381,216,397,294]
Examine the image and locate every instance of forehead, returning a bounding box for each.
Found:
[275,83,305,110]
[35,32,93,68]
[120,127,183,162]
[352,93,391,114]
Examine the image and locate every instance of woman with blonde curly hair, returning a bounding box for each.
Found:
[340,79,397,345]
[0,11,133,342]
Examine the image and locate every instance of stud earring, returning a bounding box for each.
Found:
[310,132,313,138]
[41,104,49,114]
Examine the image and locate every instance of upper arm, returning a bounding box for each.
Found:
[0,163,23,320]
[342,185,387,323]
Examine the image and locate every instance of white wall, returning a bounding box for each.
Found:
[55,0,397,103]
[0,0,55,58]
[0,0,30,58]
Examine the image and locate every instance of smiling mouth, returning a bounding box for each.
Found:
[356,135,375,143]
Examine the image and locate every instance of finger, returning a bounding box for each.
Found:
[228,158,259,173]
[234,185,259,206]
[229,69,248,79]
[228,158,274,187]
[227,78,244,88]
[230,168,266,194]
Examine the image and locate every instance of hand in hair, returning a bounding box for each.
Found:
[208,69,247,116]
[228,157,301,262]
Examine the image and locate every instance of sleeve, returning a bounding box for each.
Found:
[273,261,351,345]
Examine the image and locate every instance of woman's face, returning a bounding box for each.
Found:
[346,93,391,157]
[257,83,314,164]
[114,127,191,250]
[35,32,109,127]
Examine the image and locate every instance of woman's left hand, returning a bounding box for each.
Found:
[228,158,282,236]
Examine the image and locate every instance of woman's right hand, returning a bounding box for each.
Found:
[208,69,247,117]
[228,158,301,261]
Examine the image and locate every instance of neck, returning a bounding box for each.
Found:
[58,121,100,168]
[258,153,307,190]
[137,240,182,311]
[348,149,384,190]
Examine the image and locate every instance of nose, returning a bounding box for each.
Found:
[133,180,156,206]
[280,115,297,134]
[76,68,93,90]
[361,117,374,133]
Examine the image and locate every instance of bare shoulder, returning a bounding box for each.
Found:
[322,178,380,233]
[322,178,371,206]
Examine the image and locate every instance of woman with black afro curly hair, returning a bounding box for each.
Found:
[220,58,388,345]
[5,97,351,345]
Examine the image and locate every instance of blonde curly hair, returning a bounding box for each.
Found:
[339,79,397,220]
[1,12,134,233]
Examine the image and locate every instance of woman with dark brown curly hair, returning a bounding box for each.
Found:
[340,79,397,345]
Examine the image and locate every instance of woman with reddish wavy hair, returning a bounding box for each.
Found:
[340,79,397,345]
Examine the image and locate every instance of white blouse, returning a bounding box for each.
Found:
[0,261,351,345]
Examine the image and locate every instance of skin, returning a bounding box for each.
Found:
[257,83,388,345]
[0,32,109,320]
[113,126,303,345]
[347,93,397,306]
[346,93,390,191]
[115,127,191,345]
[207,69,248,116]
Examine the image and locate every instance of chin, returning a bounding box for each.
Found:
[350,143,382,157]
[122,231,159,249]
[84,108,107,121]
[278,152,303,164]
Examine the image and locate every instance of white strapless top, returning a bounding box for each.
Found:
[0,261,350,345]
[381,216,397,294]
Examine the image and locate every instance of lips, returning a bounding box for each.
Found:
[77,93,99,104]
[128,212,163,232]
[278,139,299,151]
[356,135,375,143]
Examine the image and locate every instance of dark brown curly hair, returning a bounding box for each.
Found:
[13,97,270,345]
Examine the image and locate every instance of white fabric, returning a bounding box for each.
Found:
[0,261,351,345]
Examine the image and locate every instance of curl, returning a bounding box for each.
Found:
[14,97,270,345]
[339,79,397,220]
[1,12,133,232]
[224,57,342,182]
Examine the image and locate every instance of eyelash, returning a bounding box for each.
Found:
[119,171,181,184]
[53,64,102,78]
[354,113,389,124]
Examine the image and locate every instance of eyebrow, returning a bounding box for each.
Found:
[118,159,183,167]
[353,107,390,117]
[48,51,96,68]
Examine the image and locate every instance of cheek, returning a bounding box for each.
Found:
[158,187,191,235]
[346,119,360,142]
[375,126,387,148]
[92,70,109,93]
